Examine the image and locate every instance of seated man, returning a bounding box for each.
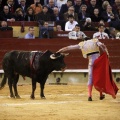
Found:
[65,14,78,31]
[0,6,15,22]
[0,21,13,31]
[39,21,53,38]
[68,24,87,40]
[82,17,97,31]
[116,32,120,39]
[56,24,63,31]
[24,26,35,39]
[107,27,116,39]
[93,24,109,39]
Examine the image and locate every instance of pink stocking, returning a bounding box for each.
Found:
[88,85,93,97]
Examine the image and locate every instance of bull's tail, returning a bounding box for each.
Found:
[0,74,7,90]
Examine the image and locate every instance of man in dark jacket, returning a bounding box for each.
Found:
[0,20,13,31]
[36,5,51,21]
[39,21,53,38]
[0,5,15,21]
[59,0,73,15]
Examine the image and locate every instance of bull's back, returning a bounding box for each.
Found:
[2,51,31,76]
[2,51,14,69]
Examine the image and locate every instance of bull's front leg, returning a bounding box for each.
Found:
[30,79,36,99]
[40,82,46,99]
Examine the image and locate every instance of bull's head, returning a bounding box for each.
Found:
[50,52,69,71]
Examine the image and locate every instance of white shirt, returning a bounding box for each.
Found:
[56,0,67,10]
[65,21,78,31]
[93,32,109,39]
[68,31,87,40]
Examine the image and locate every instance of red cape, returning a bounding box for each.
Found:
[93,52,119,99]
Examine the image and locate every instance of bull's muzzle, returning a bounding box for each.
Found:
[61,67,67,72]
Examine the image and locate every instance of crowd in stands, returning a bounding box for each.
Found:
[0,0,120,39]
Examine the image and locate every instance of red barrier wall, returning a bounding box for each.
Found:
[0,38,120,69]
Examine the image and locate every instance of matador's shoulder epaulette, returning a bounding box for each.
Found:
[92,38,99,42]
[78,41,84,47]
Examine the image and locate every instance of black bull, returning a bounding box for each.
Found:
[0,50,68,99]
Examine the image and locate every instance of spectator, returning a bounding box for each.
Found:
[112,0,120,14]
[30,0,42,15]
[74,0,82,14]
[65,14,78,31]
[36,5,51,22]
[44,0,56,6]
[14,8,25,21]
[117,5,120,20]
[101,5,117,22]
[68,24,87,40]
[63,6,78,21]
[39,21,53,38]
[56,0,67,10]
[14,0,20,6]
[51,6,63,21]
[6,0,16,13]
[93,24,109,39]
[25,7,35,21]
[56,24,63,31]
[82,17,97,31]
[24,26,35,39]
[102,1,110,11]
[78,4,89,22]
[98,20,109,34]
[87,0,101,16]
[17,0,28,16]
[59,0,73,15]
[0,21,13,31]
[47,0,56,14]
[107,27,116,39]
[91,8,102,22]
[116,31,120,39]
[0,0,3,11]
[0,5,15,22]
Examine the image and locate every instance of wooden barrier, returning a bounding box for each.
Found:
[0,30,13,38]
[52,31,96,38]
[0,38,119,70]
[1,21,110,38]
[7,21,39,26]
[7,21,109,27]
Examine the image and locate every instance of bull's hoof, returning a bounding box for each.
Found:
[15,95,21,99]
[41,96,46,99]
[10,95,15,98]
[30,95,35,99]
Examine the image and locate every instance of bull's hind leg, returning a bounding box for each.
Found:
[13,74,20,98]
[8,76,15,98]
[30,79,36,99]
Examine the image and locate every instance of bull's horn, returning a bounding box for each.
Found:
[61,53,69,56]
[50,54,57,59]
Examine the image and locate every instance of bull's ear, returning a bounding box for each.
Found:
[61,53,69,56]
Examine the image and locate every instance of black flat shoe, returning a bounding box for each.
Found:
[88,97,92,101]
[100,94,105,100]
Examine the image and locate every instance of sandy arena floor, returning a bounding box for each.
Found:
[0,83,120,120]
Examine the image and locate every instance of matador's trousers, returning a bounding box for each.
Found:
[87,53,100,85]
